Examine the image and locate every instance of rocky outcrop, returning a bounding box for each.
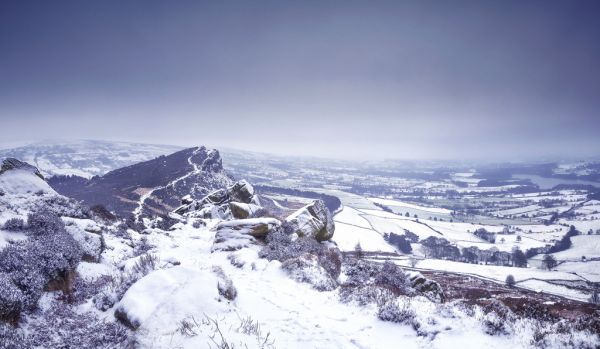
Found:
[175,180,263,220]
[212,218,281,252]
[48,147,233,218]
[407,271,445,303]
[286,200,335,241]
[0,158,44,180]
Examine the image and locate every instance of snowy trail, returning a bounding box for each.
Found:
[132,147,202,221]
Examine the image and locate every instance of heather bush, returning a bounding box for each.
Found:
[0,231,82,310]
[374,261,412,296]
[27,209,65,236]
[340,259,416,305]
[112,223,131,239]
[0,322,30,349]
[260,229,342,280]
[339,284,395,306]
[0,273,23,323]
[377,300,420,332]
[93,254,159,312]
[25,301,132,348]
[2,218,24,231]
[281,253,338,291]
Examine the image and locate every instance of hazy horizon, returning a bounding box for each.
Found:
[1,1,599,160]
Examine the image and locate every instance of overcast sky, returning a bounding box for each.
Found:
[1,1,599,160]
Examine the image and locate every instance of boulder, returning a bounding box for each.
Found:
[229,202,263,219]
[212,218,281,252]
[407,271,445,303]
[227,180,255,204]
[286,200,335,241]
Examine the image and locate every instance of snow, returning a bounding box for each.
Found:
[115,222,549,349]
[552,235,600,261]
[369,197,452,214]
[0,229,27,248]
[332,222,396,252]
[0,169,55,195]
[333,206,372,229]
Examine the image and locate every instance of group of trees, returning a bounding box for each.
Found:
[383,233,413,254]
[473,228,496,243]
[421,236,529,268]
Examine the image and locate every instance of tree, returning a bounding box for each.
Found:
[505,274,516,287]
[354,242,363,259]
[384,233,412,254]
[512,248,527,267]
[542,254,557,270]
[590,290,600,305]
[516,235,522,242]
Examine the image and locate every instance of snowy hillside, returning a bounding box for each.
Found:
[0,140,182,178]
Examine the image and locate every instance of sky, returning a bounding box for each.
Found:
[1,0,599,160]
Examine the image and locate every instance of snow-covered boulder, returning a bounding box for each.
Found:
[407,271,445,303]
[281,253,338,291]
[114,266,224,330]
[286,200,335,241]
[229,202,263,219]
[212,218,281,251]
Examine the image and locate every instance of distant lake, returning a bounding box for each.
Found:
[513,174,600,189]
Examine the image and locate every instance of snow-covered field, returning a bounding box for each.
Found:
[331,200,600,302]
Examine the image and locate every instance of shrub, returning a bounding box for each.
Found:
[482,300,513,336]
[25,302,132,348]
[27,209,65,236]
[259,229,342,280]
[281,254,337,291]
[0,231,83,310]
[377,300,420,332]
[589,290,600,305]
[89,205,116,221]
[0,322,30,349]
[542,254,557,270]
[2,218,24,231]
[131,254,159,277]
[505,274,516,287]
[0,273,23,323]
[374,261,412,296]
[213,266,237,301]
[354,242,364,259]
[112,223,131,239]
[339,284,395,306]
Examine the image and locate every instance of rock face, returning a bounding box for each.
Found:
[212,218,281,252]
[407,271,445,303]
[0,158,44,180]
[286,200,335,241]
[175,179,263,220]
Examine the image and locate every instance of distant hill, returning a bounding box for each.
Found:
[48,147,233,218]
[0,140,183,178]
